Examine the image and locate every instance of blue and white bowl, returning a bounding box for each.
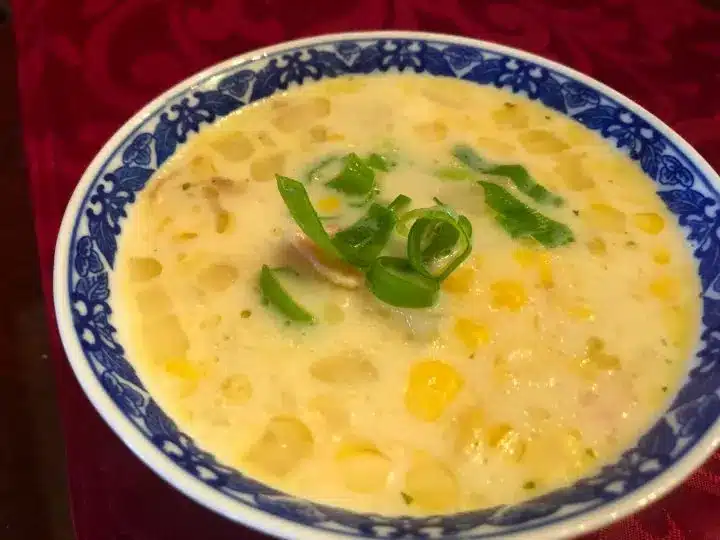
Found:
[54,32,720,539]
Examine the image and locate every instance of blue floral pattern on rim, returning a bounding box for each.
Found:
[66,38,720,537]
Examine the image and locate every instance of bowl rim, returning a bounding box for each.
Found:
[53,30,720,540]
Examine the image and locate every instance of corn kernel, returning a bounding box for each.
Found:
[244,416,314,477]
[454,318,490,350]
[405,360,464,422]
[487,424,525,460]
[518,130,570,155]
[336,441,391,493]
[128,257,163,282]
[649,276,679,301]
[587,237,607,256]
[513,248,553,288]
[492,104,528,129]
[633,212,665,235]
[164,357,201,381]
[555,155,594,191]
[442,265,474,294]
[317,196,341,214]
[490,280,528,311]
[454,407,485,457]
[586,204,626,233]
[653,248,671,265]
[567,303,595,322]
[404,459,459,511]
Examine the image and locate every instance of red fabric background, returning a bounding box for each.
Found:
[11,0,720,538]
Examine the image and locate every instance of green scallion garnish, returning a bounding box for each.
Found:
[259,265,315,323]
[366,257,440,308]
[479,181,573,247]
[452,144,564,206]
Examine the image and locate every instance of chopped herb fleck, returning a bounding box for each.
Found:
[504,102,516,108]
[626,240,638,248]
[182,182,191,191]
[572,210,580,216]
[662,386,668,392]
[523,481,536,490]
[401,492,414,504]
[661,338,668,346]
[544,115,551,120]
[585,448,598,459]
[241,310,252,319]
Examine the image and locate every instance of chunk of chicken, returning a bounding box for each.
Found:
[287,229,363,289]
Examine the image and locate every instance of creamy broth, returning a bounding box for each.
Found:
[113,74,700,515]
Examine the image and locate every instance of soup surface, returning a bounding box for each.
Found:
[113,74,700,515]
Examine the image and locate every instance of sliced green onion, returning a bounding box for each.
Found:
[406,209,473,281]
[388,194,412,214]
[435,165,477,182]
[259,265,315,323]
[479,181,573,247]
[326,153,376,196]
[366,152,394,172]
[333,203,397,268]
[305,155,342,184]
[276,175,342,259]
[366,257,440,308]
[348,188,379,208]
[452,144,563,206]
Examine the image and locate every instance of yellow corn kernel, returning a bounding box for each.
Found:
[244,416,314,477]
[317,196,341,214]
[487,424,525,460]
[405,360,464,422]
[653,248,671,265]
[513,248,553,288]
[128,257,163,282]
[453,318,490,351]
[633,212,665,235]
[649,276,680,301]
[490,280,527,311]
[220,374,253,404]
[512,247,538,268]
[164,357,201,381]
[567,303,595,322]
[404,459,459,511]
[491,103,528,129]
[492,355,513,386]
[586,204,627,233]
[442,265,474,294]
[413,120,448,142]
[209,133,254,162]
[310,352,378,385]
[555,155,594,191]
[587,237,607,256]
[454,407,485,457]
[250,152,286,182]
[335,442,391,493]
[518,129,570,155]
[188,155,217,179]
[308,394,348,430]
[197,263,239,292]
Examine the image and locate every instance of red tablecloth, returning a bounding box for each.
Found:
[11,0,720,538]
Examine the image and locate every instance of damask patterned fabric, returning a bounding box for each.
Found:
[10,0,720,538]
